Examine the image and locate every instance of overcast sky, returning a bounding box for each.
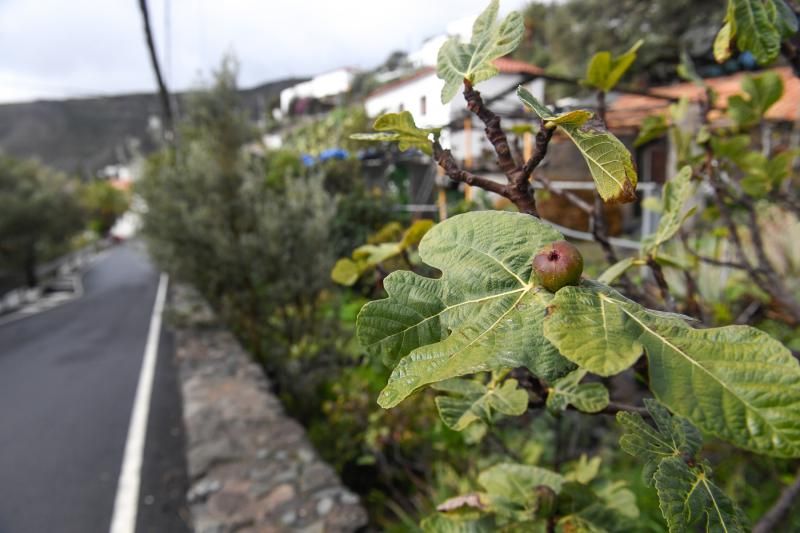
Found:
[0,0,531,103]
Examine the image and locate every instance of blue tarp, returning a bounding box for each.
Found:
[300,148,350,166]
[319,148,349,161]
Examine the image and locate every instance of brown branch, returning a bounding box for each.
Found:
[433,81,546,216]
[432,141,507,197]
[487,433,523,463]
[527,396,650,417]
[589,90,625,269]
[681,270,705,322]
[590,91,616,262]
[512,368,651,417]
[741,205,800,322]
[771,192,800,220]
[780,21,800,78]
[753,467,800,533]
[646,257,675,311]
[590,208,619,265]
[708,166,754,268]
[680,231,756,271]
[522,124,555,180]
[463,80,520,177]
[602,401,650,416]
[702,146,800,324]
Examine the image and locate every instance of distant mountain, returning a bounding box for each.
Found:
[0,77,305,176]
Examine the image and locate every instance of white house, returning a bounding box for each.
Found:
[364,57,546,161]
[408,17,474,68]
[278,67,359,115]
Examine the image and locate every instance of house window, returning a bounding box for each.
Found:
[420,96,427,116]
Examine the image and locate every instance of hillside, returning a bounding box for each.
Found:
[0,77,305,175]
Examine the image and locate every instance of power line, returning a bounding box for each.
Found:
[164,0,172,86]
[138,0,174,136]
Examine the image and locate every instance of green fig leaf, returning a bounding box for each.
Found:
[548,284,800,457]
[434,377,528,432]
[401,219,435,248]
[331,257,361,286]
[547,369,609,414]
[583,40,643,92]
[731,0,781,65]
[421,513,497,533]
[544,110,593,129]
[713,20,734,63]
[350,111,439,155]
[518,87,638,204]
[597,257,636,285]
[543,284,645,376]
[332,220,435,287]
[633,115,669,148]
[654,457,747,533]
[478,463,564,506]
[564,454,602,484]
[771,0,799,38]
[436,0,525,103]
[358,211,575,408]
[617,399,703,486]
[643,166,696,255]
[357,269,446,367]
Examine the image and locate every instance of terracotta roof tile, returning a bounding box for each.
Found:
[607,67,800,131]
[493,57,545,76]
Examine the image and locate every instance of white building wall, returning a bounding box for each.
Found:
[279,69,356,114]
[364,74,449,128]
[408,36,448,67]
[365,72,545,161]
[448,76,545,161]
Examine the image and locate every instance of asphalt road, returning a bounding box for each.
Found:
[0,243,190,533]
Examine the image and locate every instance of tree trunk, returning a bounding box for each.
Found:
[23,243,37,288]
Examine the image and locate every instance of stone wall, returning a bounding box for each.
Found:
[169,284,368,533]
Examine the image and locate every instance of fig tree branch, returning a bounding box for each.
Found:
[646,257,675,311]
[522,123,555,180]
[432,141,507,197]
[753,467,800,533]
[463,80,520,177]
[697,89,800,325]
[679,231,757,272]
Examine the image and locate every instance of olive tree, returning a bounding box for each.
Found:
[0,157,84,287]
[138,59,337,358]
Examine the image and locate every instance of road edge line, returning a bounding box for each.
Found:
[109,272,169,533]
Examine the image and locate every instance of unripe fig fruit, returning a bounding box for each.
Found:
[532,240,583,292]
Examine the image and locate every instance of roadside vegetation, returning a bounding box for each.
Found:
[0,157,128,290]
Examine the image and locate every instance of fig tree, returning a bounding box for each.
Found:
[532,240,583,292]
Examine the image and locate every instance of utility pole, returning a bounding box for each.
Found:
[138,0,174,138]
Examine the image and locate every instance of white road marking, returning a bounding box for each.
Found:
[109,273,169,533]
